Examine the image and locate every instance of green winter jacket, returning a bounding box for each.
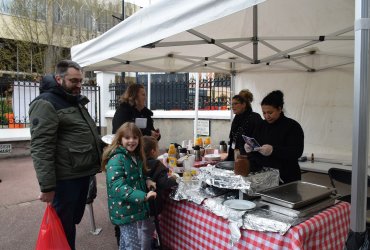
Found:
[105,146,150,225]
[29,75,102,192]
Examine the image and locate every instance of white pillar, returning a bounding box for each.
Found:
[95,71,116,128]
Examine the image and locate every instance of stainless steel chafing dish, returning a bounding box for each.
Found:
[257,181,335,209]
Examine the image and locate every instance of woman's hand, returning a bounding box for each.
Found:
[244,143,253,153]
[145,191,157,201]
[146,179,156,191]
[257,144,273,156]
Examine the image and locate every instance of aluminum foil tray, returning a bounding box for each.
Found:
[258,181,334,208]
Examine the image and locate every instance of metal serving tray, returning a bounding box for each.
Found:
[215,161,234,170]
[258,181,334,209]
[259,196,337,217]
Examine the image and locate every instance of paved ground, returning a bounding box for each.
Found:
[0,156,117,250]
[0,156,350,250]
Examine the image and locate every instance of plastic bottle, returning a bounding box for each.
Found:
[204,137,211,148]
[204,136,212,154]
[195,137,203,147]
[168,144,177,169]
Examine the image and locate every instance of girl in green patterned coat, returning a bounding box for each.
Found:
[102,122,157,250]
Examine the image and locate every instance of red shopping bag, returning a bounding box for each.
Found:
[35,204,71,250]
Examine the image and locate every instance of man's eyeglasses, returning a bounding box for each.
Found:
[65,78,84,84]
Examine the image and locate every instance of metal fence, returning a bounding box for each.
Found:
[0,79,101,129]
[109,75,232,110]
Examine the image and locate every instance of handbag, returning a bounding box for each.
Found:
[35,204,71,250]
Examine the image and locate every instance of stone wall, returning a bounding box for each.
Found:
[0,140,30,159]
[0,117,231,158]
[105,117,231,150]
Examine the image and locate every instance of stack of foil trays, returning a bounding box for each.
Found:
[169,166,299,244]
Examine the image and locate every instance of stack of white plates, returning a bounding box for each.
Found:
[204,154,221,161]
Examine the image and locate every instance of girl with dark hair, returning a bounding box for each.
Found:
[245,90,304,183]
[226,89,262,161]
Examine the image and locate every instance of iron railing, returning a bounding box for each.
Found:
[109,75,231,110]
[0,79,101,129]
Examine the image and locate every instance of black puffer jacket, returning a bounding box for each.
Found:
[112,102,159,140]
[227,107,263,161]
[146,158,177,216]
[29,74,102,192]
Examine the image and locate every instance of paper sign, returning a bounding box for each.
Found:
[196,120,210,136]
[135,118,147,129]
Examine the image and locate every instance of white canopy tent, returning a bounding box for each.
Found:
[72,0,356,160]
[72,0,354,74]
[72,0,370,243]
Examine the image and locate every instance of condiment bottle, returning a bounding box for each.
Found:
[168,144,177,169]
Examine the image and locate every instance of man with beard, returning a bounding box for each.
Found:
[29,60,102,250]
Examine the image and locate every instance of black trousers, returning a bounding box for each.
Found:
[52,176,90,250]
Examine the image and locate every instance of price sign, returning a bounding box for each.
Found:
[196,120,210,136]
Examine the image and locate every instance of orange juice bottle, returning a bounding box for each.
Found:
[204,137,211,147]
[168,144,177,169]
[195,137,203,147]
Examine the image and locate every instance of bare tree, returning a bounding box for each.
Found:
[0,0,121,74]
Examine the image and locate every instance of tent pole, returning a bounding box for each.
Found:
[194,73,200,142]
[253,5,258,63]
[122,0,125,20]
[230,62,236,121]
[351,0,370,233]
[147,73,151,110]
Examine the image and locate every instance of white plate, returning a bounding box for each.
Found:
[102,134,115,145]
[223,199,256,210]
[204,154,221,161]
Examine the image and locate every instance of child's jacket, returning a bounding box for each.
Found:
[146,158,178,216]
[106,146,149,225]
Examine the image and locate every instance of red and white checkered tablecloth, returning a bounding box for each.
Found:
[160,199,350,250]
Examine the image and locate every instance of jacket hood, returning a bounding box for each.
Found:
[39,74,58,93]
